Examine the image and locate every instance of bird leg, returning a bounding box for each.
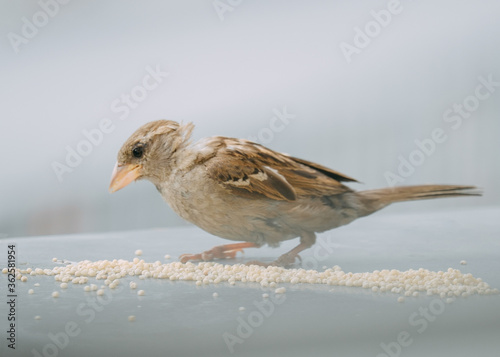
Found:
[248,232,317,267]
[179,242,258,263]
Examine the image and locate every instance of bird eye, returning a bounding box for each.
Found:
[132,146,143,158]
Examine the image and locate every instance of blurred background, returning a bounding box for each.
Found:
[1,0,499,238]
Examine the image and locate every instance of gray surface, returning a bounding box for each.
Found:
[1,207,499,357]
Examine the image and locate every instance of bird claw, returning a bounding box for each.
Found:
[219,248,243,259]
[179,243,256,263]
[246,254,301,268]
[179,253,204,263]
[273,253,302,267]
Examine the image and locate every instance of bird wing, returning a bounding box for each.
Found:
[202,137,356,201]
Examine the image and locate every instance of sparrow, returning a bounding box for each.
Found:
[109,120,481,266]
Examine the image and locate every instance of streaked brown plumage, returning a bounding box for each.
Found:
[109,120,481,266]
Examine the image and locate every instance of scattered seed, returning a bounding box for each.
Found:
[21,276,27,282]
[2,268,7,274]
[135,250,143,256]
[97,289,105,296]
[9,257,497,303]
[164,254,171,259]
[137,290,145,296]
[52,258,58,262]
[460,260,467,265]
[397,297,405,303]
[84,286,91,292]
[128,315,136,322]
[212,292,219,298]
[34,316,41,320]
[52,291,60,298]
[262,293,270,298]
[60,283,68,289]
[239,307,246,311]
[28,289,34,294]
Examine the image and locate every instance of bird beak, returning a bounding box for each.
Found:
[109,163,142,193]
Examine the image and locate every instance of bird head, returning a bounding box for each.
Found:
[109,120,194,193]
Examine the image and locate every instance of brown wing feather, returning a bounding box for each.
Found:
[207,156,296,201]
[204,138,354,201]
[286,156,359,183]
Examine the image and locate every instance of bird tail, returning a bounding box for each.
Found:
[358,185,482,214]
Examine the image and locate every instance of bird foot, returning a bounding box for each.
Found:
[275,253,302,267]
[246,253,302,268]
[179,242,257,263]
